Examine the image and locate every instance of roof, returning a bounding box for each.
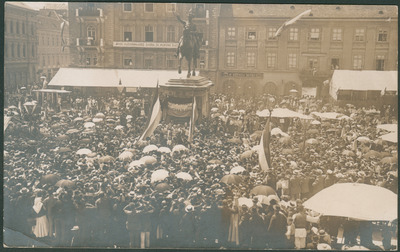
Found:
[6,2,37,11]
[226,4,398,19]
[48,68,194,88]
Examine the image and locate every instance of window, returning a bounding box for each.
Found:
[308,28,320,41]
[17,44,20,58]
[22,22,25,34]
[353,55,363,70]
[289,28,298,41]
[144,56,153,69]
[167,3,176,12]
[288,54,297,68]
[195,3,206,18]
[226,51,235,67]
[267,53,276,68]
[57,37,59,46]
[331,58,340,69]
[31,24,34,35]
[145,25,154,42]
[32,45,35,57]
[16,21,19,34]
[145,3,153,12]
[376,55,385,71]
[377,29,388,42]
[227,27,236,40]
[10,21,13,33]
[167,26,175,42]
[332,28,342,41]
[42,36,45,45]
[93,56,97,65]
[268,27,277,40]
[247,52,256,67]
[308,58,318,70]
[11,43,14,58]
[124,27,133,41]
[42,56,45,66]
[52,37,55,46]
[47,37,50,46]
[166,55,176,68]
[354,28,365,41]
[124,58,133,66]
[247,29,257,40]
[123,3,132,12]
[87,26,96,41]
[86,57,91,65]
[23,44,26,57]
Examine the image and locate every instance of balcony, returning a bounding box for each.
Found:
[77,37,99,47]
[78,8,101,17]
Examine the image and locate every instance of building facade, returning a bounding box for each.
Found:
[217,4,398,97]
[4,2,38,94]
[37,6,71,81]
[67,3,220,84]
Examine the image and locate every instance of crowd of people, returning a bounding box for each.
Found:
[3,89,398,249]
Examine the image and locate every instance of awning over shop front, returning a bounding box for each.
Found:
[329,70,397,100]
[48,68,188,88]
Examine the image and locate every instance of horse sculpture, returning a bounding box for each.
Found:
[178,30,202,78]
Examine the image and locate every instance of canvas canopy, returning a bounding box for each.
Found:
[329,70,397,100]
[48,68,187,88]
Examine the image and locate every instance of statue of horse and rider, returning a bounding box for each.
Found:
[174,9,202,78]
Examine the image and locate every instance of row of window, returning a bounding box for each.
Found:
[40,54,69,67]
[39,34,62,47]
[5,20,35,35]
[225,51,386,71]
[226,27,389,42]
[121,54,205,69]
[5,43,35,59]
[122,25,178,42]
[123,3,176,13]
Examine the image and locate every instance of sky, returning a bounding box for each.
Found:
[23,2,67,10]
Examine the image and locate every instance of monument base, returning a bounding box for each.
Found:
[159,76,214,123]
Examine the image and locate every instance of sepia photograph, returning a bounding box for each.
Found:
[2,1,398,250]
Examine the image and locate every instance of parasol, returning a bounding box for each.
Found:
[76,148,92,155]
[158,147,172,154]
[357,136,371,143]
[172,144,188,153]
[220,174,242,185]
[250,185,276,196]
[363,150,381,159]
[311,120,321,125]
[155,182,171,192]
[95,112,105,118]
[376,124,397,132]
[230,166,246,174]
[92,118,103,123]
[140,155,157,165]
[151,169,169,183]
[84,122,95,128]
[73,117,84,122]
[238,197,253,208]
[303,183,397,221]
[143,144,159,153]
[211,107,219,112]
[176,172,193,181]
[118,151,134,161]
[55,179,76,188]
[66,129,80,134]
[380,156,397,164]
[305,138,319,145]
[129,160,145,168]
[380,132,397,143]
[98,155,115,163]
[41,174,61,185]
[57,147,72,153]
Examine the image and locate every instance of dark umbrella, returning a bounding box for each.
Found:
[220,174,242,185]
[364,150,381,159]
[250,185,276,196]
[55,179,76,188]
[41,174,61,185]
[155,182,171,192]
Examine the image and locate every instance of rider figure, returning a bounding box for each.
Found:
[174,9,197,57]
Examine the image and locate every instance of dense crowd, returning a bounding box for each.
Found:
[3,90,398,249]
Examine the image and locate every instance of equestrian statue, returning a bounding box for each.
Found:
[174,9,203,78]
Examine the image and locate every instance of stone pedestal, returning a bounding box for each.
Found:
[159,76,213,123]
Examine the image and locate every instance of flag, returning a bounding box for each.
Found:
[258,116,271,171]
[139,96,162,141]
[188,96,197,142]
[274,9,312,38]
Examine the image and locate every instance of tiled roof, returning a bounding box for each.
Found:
[227,4,398,18]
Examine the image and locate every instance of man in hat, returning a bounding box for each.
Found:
[267,205,288,249]
[179,205,196,247]
[124,201,142,248]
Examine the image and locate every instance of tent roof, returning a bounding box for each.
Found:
[331,70,397,92]
[48,68,191,88]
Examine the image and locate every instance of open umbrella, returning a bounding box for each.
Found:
[380,132,397,143]
[95,112,105,118]
[381,156,397,164]
[92,118,103,123]
[155,182,171,192]
[140,156,157,165]
[303,183,397,221]
[84,122,95,128]
[76,148,92,155]
[220,174,242,185]
[118,151,134,161]
[151,169,169,183]
[240,150,254,159]
[250,185,276,196]
[158,147,171,154]
[98,155,114,163]
[238,197,253,208]
[143,144,159,153]
[211,107,219,112]
[73,117,84,122]
[342,150,355,157]
[357,136,371,143]
[66,129,80,134]
[172,145,188,153]
[129,160,145,168]
[41,174,61,185]
[57,147,72,153]
[311,120,321,125]
[363,150,381,159]
[305,138,319,145]
[176,172,193,181]
[55,179,76,188]
[230,166,246,174]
